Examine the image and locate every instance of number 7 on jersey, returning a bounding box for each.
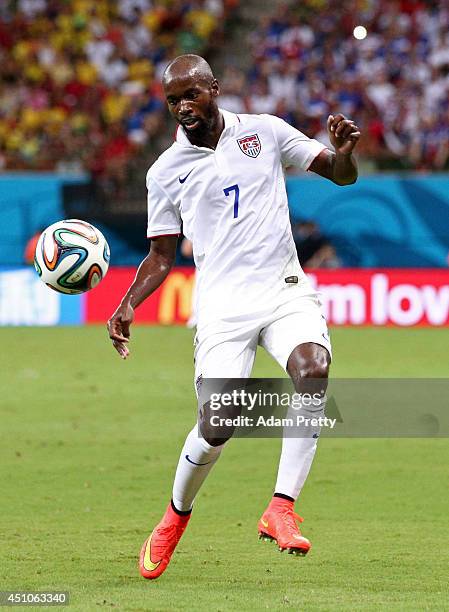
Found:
[223,184,240,219]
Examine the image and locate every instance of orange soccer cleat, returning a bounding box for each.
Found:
[258,496,311,556]
[139,502,191,579]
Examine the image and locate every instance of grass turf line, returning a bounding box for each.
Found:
[1,326,448,611]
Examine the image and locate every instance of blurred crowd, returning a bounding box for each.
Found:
[292,219,341,269]
[0,0,237,192]
[1,0,448,180]
[220,0,449,172]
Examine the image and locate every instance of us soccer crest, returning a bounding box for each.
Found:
[237,134,261,158]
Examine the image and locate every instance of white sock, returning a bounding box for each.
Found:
[172,425,225,511]
[274,397,326,501]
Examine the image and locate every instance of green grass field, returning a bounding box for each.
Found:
[1,326,449,611]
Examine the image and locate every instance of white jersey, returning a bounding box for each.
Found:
[146,110,326,328]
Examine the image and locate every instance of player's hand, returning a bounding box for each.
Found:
[327,114,361,155]
[107,301,134,359]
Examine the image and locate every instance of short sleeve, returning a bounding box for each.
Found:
[146,174,181,238]
[268,115,327,170]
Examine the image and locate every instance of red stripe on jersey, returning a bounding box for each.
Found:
[147,233,180,239]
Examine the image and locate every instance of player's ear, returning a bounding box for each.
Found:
[211,78,220,98]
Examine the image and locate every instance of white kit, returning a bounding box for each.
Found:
[146,110,331,375]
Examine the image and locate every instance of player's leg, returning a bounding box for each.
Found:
[171,424,224,514]
[140,327,257,579]
[276,342,330,502]
[172,328,258,509]
[258,295,331,554]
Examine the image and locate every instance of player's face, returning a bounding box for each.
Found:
[164,75,219,135]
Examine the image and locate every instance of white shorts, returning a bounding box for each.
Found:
[193,286,332,383]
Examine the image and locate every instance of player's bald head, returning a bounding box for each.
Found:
[163,54,221,143]
[162,54,215,88]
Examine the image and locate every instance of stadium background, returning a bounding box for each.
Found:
[1,0,449,326]
[1,1,449,610]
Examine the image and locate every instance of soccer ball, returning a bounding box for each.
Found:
[34,219,110,294]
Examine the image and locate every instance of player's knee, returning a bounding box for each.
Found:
[288,343,330,381]
[294,350,330,381]
[202,434,231,447]
[199,418,233,446]
[288,345,330,396]
[200,418,232,446]
[300,356,329,380]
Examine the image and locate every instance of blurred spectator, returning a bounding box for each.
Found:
[292,220,341,269]
[24,227,43,265]
[0,0,237,186]
[1,0,448,181]
[180,235,194,265]
[242,0,449,172]
[218,66,247,114]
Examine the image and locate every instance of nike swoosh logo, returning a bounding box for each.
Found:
[185,454,212,466]
[260,518,269,528]
[179,169,194,184]
[143,532,161,572]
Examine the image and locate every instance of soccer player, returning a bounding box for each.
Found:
[107,54,360,579]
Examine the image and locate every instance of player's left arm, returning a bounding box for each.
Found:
[309,114,361,185]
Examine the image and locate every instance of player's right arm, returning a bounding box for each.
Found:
[108,169,181,358]
[107,235,178,359]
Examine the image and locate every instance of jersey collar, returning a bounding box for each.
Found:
[175,108,239,147]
